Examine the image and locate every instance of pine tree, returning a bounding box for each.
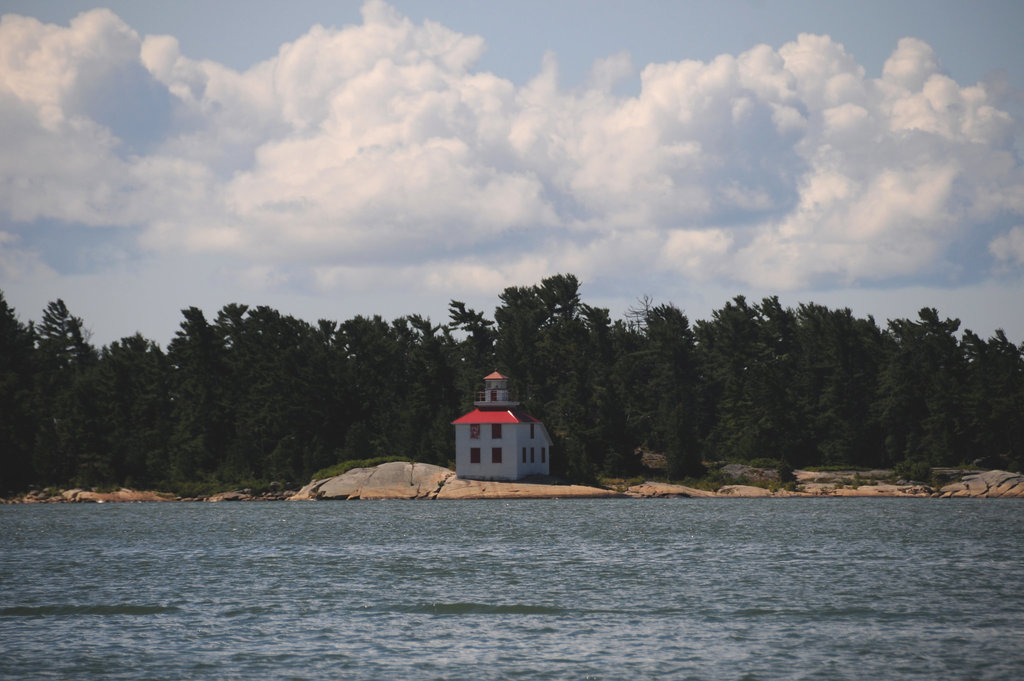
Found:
[32,299,101,486]
[0,292,37,492]
[98,334,172,487]
[877,309,967,469]
[167,307,231,482]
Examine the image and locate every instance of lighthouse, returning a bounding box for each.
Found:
[451,372,552,480]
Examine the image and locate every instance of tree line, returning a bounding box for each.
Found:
[2,274,1022,494]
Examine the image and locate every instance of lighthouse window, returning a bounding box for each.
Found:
[491,447,502,464]
[530,424,535,438]
[470,424,480,439]
[470,447,480,464]
[491,424,502,439]
[522,447,527,462]
[541,447,546,463]
[530,447,535,463]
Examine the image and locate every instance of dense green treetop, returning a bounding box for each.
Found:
[1,275,1021,493]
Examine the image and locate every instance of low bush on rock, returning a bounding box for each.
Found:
[894,459,932,483]
[311,456,414,480]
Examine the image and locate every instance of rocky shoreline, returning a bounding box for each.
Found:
[7,464,1023,503]
[288,462,624,500]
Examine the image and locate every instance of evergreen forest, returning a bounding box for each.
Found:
[2,273,1022,495]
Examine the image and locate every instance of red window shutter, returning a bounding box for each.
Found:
[470,447,480,464]
[491,447,502,464]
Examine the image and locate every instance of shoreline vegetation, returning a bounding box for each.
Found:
[3,274,1023,498]
[5,462,1023,503]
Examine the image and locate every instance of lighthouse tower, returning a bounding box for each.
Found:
[451,372,552,480]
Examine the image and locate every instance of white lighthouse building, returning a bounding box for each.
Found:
[452,372,552,480]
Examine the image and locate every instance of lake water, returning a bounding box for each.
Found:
[2,498,1022,680]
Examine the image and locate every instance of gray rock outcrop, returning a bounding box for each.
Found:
[207,490,251,502]
[717,484,775,497]
[719,464,779,482]
[290,462,454,500]
[436,477,621,499]
[58,488,172,503]
[289,462,620,500]
[829,483,934,497]
[625,482,717,498]
[939,470,1024,498]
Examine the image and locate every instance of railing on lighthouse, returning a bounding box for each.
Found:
[474,373,519,408]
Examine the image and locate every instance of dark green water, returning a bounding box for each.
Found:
[1,499,1022,680]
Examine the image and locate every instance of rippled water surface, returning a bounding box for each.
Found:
[2,499,1022,680]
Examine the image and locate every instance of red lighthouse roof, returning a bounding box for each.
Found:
[483,371,509,380]
[452,408,541,424]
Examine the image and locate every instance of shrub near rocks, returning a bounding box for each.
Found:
[894,459,932,483]
[310,456,414,481]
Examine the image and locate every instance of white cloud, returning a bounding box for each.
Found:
[881,37,941,92]
[989,226,1024,267]
[588,50,634,93]
[0,2,1021,305]
[0,231,55,281]
[659,229,733,278]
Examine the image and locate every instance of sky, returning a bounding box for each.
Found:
[1,0,1022,347]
